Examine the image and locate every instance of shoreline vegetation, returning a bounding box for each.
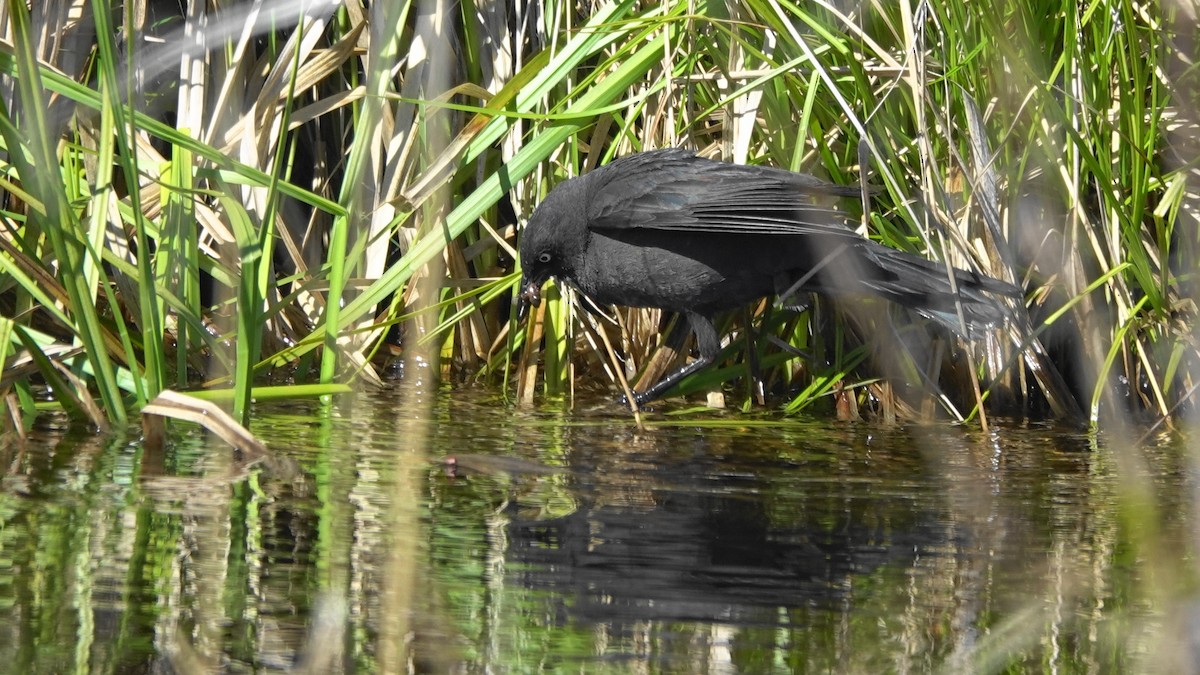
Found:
[0,0,1195,430]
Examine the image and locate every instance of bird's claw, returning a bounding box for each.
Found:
[616,389,648,409]
[775,298,812,314]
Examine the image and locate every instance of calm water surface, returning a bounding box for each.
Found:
[0,386,1196,673]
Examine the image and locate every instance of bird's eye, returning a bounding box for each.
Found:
[537,252,552,264]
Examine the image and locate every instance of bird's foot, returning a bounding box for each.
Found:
[774,297,812,314]
[616,389,650,409]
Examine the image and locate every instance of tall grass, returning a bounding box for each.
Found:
[0,0,1194,428]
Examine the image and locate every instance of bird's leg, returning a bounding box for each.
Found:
[774,242,849,311]
[765,281,819,358]
[776,297,812,314]
[621,313,720,405]
[742,307,765,405]
[773,273,813,314]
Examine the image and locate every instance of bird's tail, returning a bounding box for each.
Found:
[854,242,1020,338]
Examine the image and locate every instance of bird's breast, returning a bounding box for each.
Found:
[570,230,797,314]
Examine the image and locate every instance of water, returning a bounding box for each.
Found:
[0,387,1195,673]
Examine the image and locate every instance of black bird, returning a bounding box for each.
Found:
[517,148,1019,405]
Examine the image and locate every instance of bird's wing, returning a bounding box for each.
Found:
[585,149,865,237]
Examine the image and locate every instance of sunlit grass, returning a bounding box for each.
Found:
[0,3,1196,669]
[0,0,1193,429]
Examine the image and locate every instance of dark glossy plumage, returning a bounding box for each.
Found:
[518,148,1019,404]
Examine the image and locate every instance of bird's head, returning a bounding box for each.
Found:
[516,176,590,320]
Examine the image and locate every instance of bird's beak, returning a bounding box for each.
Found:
[516,274,542,321]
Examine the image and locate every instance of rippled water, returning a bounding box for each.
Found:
[0,386,1196,673]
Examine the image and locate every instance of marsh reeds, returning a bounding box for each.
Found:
[1,0,1193,430]
[1,3,1196,671]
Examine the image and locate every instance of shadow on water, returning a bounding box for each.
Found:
[499,432,944,626]
[1,386,1197,672]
